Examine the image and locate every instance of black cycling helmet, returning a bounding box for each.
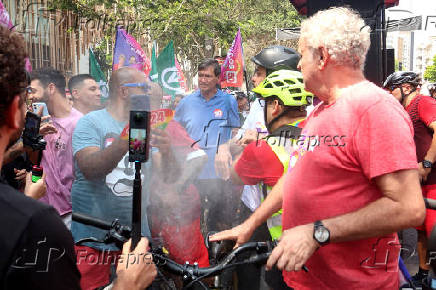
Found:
[383,71,421,104]
[383,71,421,91]
[251,45,300,75]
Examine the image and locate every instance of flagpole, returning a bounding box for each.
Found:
[240,28,249,97]
[244,70,250,97]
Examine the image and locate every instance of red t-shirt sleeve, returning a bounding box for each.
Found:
[418,95,436,126]
[234,141,284,186]
[353,99,418,180]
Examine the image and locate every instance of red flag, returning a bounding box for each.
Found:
[175,57,187,92]
[220,29,244,88]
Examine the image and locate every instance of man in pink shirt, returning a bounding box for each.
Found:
[29,68,83,228]
[260,7,425,289]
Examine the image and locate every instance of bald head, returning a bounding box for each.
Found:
[108,67,164,110]
[109,67,145,99]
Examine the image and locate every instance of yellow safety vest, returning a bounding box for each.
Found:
[260,120,304,240]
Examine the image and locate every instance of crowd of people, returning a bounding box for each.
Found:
[1,5,436,290]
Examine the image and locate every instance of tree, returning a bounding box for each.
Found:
[50,0,302,88]
[424,55,436,82]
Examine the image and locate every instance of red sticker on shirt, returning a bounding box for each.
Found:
[213,109,223,118]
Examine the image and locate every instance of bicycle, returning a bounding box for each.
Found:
[72,212,307,290]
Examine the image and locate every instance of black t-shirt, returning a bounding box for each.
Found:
[0,181,80,289]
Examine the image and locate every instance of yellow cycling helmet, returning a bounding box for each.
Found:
[252,70,313,107]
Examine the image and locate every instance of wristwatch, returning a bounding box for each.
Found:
[423,160,433,169]
[313,220,330,246]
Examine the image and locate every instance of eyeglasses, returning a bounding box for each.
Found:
[122,82,150,92]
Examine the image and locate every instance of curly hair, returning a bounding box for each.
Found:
[0,25,28,124]
[300,7,370,70]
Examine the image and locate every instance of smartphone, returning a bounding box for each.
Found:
[129,110,150,163]
[32,102,49,117]
[22,111,41,147]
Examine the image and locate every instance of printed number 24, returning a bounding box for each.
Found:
[151,111,165,124]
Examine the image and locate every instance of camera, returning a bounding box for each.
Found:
[128,93,151,163]
[129,110,150,163]
[22,111,46,183]
[22,111,46,151]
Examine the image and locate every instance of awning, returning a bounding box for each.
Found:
[289,0,399,15]
[276,15,423,40]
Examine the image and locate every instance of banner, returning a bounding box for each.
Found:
[220,28,244,88]
[156,40,183,97]
[89,48,108,100]
[112,27,151,76]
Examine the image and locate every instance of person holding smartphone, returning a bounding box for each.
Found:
[0,24,156,290]
[29,68,83,230]
[71,67,178,290]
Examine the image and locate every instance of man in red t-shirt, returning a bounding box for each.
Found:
[260,8,424,289]
[384,71,436,285]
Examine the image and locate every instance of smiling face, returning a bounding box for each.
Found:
[28,79,48,103]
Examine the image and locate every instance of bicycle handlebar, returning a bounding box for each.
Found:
[72,212,113,230]
[72,211,308,289]
[153,240,278,279]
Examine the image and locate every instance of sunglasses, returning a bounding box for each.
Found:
[122,82,150,92]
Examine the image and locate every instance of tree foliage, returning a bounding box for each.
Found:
[50,0,302,87]
[424,55,436,82]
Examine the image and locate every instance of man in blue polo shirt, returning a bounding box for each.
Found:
[175,59,240,233]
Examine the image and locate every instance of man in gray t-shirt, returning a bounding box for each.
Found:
[71,67,178,290]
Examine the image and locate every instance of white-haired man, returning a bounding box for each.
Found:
[264,7,425,289]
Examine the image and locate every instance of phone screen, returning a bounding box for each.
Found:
[128,110,150,162]
[129,128,147,157]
